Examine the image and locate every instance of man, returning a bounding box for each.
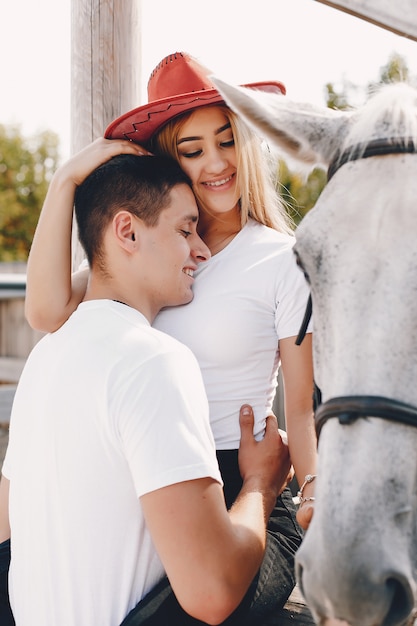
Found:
[0,150,291,625]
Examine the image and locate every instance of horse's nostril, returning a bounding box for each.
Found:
[382,576,415,626]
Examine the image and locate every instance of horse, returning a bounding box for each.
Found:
[212,77,417,626]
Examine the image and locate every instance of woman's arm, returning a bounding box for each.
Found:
[25,166,87,332]
[0,476,10,544]
[25,138,149,332]
[279,333,317,530]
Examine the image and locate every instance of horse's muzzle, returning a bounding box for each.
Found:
[297,555,415,626]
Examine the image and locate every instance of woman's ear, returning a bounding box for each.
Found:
[112,210,138,253]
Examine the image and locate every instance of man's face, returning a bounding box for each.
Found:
[138,184,210,317]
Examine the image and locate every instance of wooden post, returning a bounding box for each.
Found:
[314,0,417,41]
[70,0,142,270]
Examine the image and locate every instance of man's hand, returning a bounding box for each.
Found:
[238,405,292,503]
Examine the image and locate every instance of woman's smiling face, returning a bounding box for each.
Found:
[176,106,240,216]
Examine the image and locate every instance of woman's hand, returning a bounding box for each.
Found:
[296,500,314,530]
[296,473,316,530]
[58,137,152,188]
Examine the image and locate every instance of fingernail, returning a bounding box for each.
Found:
[242,406,251,415]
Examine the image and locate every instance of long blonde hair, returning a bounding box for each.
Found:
[151,105,294,235]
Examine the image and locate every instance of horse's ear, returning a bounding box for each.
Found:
[212,76,352,170]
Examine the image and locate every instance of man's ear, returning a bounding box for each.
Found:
[112,210,138,253]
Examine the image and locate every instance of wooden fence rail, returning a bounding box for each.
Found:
[0,274,43,383]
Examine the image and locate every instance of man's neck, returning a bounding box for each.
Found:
[84,279,155,324]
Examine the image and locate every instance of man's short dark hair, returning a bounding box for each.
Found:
[74,154,192,267]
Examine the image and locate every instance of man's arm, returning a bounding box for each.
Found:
[141,406,290,625]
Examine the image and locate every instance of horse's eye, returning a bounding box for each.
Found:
[293,250,310,284]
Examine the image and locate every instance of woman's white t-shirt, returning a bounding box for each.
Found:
[154,219,311,449]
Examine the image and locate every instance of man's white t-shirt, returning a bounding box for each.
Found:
[155,219,311,449]
[3,300,221,626]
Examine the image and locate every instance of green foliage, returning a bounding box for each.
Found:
[378,52,410,85]
[0,126,59,261]
[278,160,327,226]
[324,82,353,111]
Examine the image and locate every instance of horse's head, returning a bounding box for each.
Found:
[214,78,417,626]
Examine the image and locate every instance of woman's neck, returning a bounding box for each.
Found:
[198,207,242,256]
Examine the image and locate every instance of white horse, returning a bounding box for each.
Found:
[212,77,417,626]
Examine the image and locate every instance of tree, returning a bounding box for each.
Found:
[325,81,354,111]
[0,125,60,261]
[374,52,411,87]
[278,160,327,225]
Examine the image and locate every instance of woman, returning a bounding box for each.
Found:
[25,52,316,624]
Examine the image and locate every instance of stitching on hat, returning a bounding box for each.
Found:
[148,51,185,84]
[123,94,223,140]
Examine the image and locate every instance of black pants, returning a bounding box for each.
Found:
[121,450,303,625]
[0,539,14,626]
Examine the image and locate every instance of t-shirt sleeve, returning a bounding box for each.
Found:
[111,344,222,498]
[275,252,313,340]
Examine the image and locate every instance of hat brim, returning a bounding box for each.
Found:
[104,81,285,146]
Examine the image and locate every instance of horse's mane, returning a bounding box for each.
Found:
[342,82,417,158]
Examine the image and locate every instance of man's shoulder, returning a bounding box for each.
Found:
[116,319,199,370]
[146,326,198,364]
[119,327,205,400]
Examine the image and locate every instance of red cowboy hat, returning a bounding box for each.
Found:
[104,51,286,146]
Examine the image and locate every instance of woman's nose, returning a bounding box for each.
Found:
[204,147,228,173]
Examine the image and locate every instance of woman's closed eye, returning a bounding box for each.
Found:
[180,149,202,159]
[179,138,234,159]
[220,139,234,148]
[180,230,192,238]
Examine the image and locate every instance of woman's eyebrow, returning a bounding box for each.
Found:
[177,135,200,145]
[177,122,231,146]
[215,122,231,135]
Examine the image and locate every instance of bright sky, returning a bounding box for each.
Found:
[2,0,417,161]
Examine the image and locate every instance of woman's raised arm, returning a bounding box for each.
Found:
[25,138,149,332]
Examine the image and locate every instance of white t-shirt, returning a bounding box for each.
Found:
[155,219,311,449]
[3,300,221,626]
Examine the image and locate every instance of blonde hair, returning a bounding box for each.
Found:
[151,105,294,235]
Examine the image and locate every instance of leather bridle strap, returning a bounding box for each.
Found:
[315,395,417,438]
[295,294,312,346]
[327,137,417,181]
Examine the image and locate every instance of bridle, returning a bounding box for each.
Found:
[296,136,417,437]
[314,396,417,438]
[327,137,417,181]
